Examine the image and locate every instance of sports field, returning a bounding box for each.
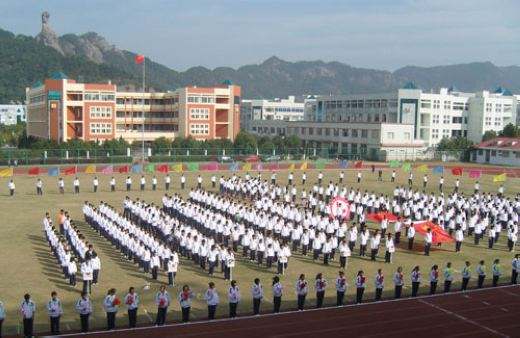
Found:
[0,164,518,336]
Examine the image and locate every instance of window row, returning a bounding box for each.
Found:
[84,92,115,101]
[89,106,112,119]
[90,123,112,135]
[189,108,210,120]
[189,123,210,135]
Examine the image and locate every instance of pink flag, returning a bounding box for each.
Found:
[469,169,481,179]
[101,165,114,174]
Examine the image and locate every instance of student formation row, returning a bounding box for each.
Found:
[4,256,519,337]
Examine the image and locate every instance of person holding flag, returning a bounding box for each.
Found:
[296,274,308,310]
[411,266,421,297]
[374,269,384,301]
[355,270,366,303]
[335,271,347,305]
[103,288,120,330]
[314,273,327,308]
[124,287,139,328]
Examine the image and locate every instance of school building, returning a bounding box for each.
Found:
[471,137,520,166]
[25,73,241,143]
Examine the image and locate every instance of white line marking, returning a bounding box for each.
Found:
[482,301,491,305]
[50,285,520,338]
[143,308,154,323]
[500,307,509,312]
[418,299,509,338]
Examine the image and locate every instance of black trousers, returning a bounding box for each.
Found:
[107,311,116,330]
[273,296,281,313]
[23,318,33,337]
[155,307,167,325]
[411,282,419,297]
[208,305,217,320]
[253,298,261,314]
[430,281,437,294]
[461,278,469,291]
[316,291,325,308]
[424,243,431,256]
[128,309,137,328]
[181,307,190,322]
[50,316,60,334]
[336,291,345,305]
[512,270,518,284]
[408,238,414,250]
[80,314,89,332]
[229,302,238,317]
[297,295,306,310]
[375,288,382,301]
[356,288,364,303]
[83,280,91,294]
[395,285,402,298]
[493,275,499,287]
[340,256,347,269]
[478,275,485,288]
[444,280,452,292]
[455,241,462,252]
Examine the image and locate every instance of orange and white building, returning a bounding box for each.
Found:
[26,74,241,143]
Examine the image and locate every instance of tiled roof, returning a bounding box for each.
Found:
[475,137,520,150]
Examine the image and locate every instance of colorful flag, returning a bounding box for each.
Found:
[268,162,280,171]
[131,164,142,173]
[388,160,401,168]
[432,166,444,174]
[145,163,155,173]
[339,160,348,169]
[229,162,239,172]
[48,167,59,177]
[493,173,507,183]
[299,162,308,170]
[187,162,199,171]
[156,164,169,173]
[0,168,13,177]
[172,163,183,173]
[135,54,145,64]
[101,165,114,174]
[417,164,428,173]
[402,163,411,172]
[63,166,77,175]
[242,162,252,171]
[468,169,481,179]
[84,165,96,174]
[354,160,363,169]
[256,163,263,171]
[315,160,327,170]
[288,163,295,171]
[118,165,129,174]
[451,167,463,176]
[28,167,41,175]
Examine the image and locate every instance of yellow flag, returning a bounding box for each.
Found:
[288,163,295,171]
[242,162,252,171]
[84,164,96,174]
[493,173,507,183]
[172,163,183,173]
[417,164,428,173]
[299,162,308,170]
[0,168,13,177]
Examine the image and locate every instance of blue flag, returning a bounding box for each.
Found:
[433,165,444,174]
[229,162,239,172]
[48,167,59,176]
[339,160,349,169]
[131,164,142,173]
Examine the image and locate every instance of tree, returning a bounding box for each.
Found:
[499,123,520,138]
[436,137,473,151]
[481,130,497,141]
[233,131,257,154]
[152,137,171,154]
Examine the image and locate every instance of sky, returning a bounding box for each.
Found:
[0,0,519,71]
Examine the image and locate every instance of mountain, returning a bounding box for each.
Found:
[1,13,519,103]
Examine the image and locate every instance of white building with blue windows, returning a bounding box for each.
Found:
[0,104,27,125]
[241,96,310,131]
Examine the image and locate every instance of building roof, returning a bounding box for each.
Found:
[493,86,513,96]
[402,82,418,89]
[475,137,520,151]
[50,71,68,80]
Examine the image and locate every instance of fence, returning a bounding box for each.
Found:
[0,147,470,166]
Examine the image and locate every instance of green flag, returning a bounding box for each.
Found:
[389,160,401,168]
[145,163,155,173]
[187,162,199,171]
[402,163,411,172]
[315,159,327,170]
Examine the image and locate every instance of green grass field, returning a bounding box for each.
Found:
[0,167,518,335]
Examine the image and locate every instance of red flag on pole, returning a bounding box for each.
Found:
[156,164,169,173]
[451,167,463,176]
[354,160,363,168]
[63,166,77,175]
[135,54,145,64]
[118,165,129,173]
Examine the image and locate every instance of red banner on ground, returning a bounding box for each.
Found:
[413,220,454,244]
[28,167,40,175]
[63,166,77,175]
[118,165,129,173]
[366,212,399,223]
[156,164,169,173]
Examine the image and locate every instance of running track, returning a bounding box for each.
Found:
[45,285,520,338]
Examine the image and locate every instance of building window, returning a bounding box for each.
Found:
[452,102,464,111]
[361,129,368,138]
[386,132,394,140]
[89,106,112,119]
[90,123,112,135]
[443,129,450,138]
[404,132,411,140]
[420,100,431,108]
[433,100,440,109]
[494,117,501,126]
[342,129,349,137]
[485,117,492,126]
[432,129,439,139]
[443,115,450,124]
[189,123,209,135]
[189,108,209,119]
[352,129,358,138]
[432,115,440,124]
[486,103,492,112]
[495,104,502,113]
[452,116,463,124]
[443,101,451,110]
[84,92,100,101]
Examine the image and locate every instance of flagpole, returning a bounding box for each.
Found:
[142,57,146,163]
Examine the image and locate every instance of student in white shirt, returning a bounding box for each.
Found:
[124,287,139,328]
[424,228,433,256]
[8,179,15,196]
[204,282,219,320]
[20,293,36,338]
[178,285,194,323]
[296,274,308,311]
[91,252,101,285]
[165,174,171,190]
[36,178,43,195]
[110,177,116,191]
[76,291,92,333]
[251,278,264,315]
[152,176,158,191]
[272,276,283,313]
[73,177,80,194]
[315,273,327,308]
[103,288,119,330]
[140,175,146,191]
[47,291,63,335]
[58,177,65,194]
[228,280,240,318]
[92,176,99,193]
[125,176,132,191]
[155,285,171,326]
